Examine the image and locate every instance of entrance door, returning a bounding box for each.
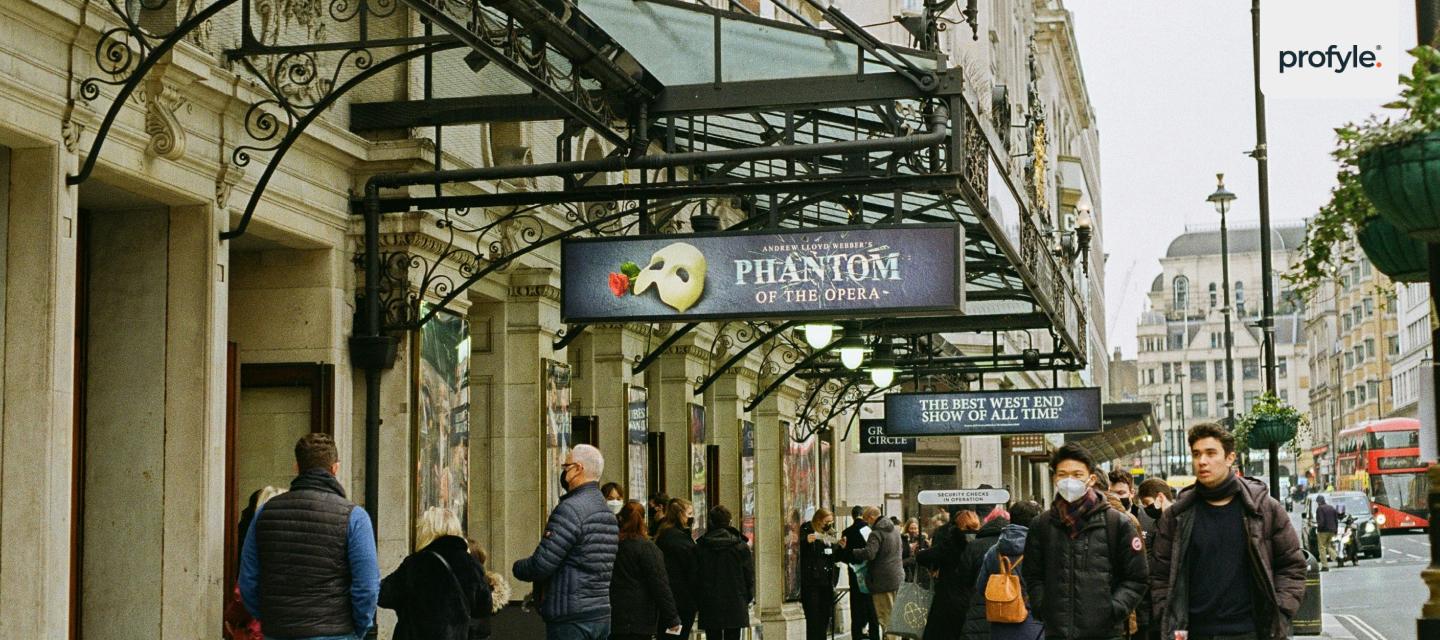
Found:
[224,363,334,589]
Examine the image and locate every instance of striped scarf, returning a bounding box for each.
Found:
[1053,488,1104,538]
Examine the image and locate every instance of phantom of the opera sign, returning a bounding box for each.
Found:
[885,388,1103,436]
[560,224,963,323]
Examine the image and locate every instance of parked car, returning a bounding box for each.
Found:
[1302,491,1383,561]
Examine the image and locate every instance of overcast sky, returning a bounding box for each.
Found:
[1064,0,1418,359]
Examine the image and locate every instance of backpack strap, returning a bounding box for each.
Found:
[430,550,474,620]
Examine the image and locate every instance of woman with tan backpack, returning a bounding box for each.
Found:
[962,501,1045,640]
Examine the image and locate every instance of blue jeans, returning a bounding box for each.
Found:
[546,619,611,640]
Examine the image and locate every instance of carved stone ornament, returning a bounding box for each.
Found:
[61,99,97,153]
[216,160,246,208]
[143,73,189,160]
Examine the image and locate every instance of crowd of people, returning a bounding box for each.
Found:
[229,421,1305,640]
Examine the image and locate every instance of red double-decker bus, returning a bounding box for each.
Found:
[1336,418,1430,530]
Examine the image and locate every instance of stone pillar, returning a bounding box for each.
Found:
[161,204,229,637]
[754,391,805,640]
[707,370,749,514]
[0,145,76,639]
[576,325,648,495]
[470,268,563,597]
[646,333,708,505]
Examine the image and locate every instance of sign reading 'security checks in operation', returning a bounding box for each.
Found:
[884,388,1103,436]
[559,223,963,323]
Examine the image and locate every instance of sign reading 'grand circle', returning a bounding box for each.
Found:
[559,223,963,323]
[884,388,1103,436]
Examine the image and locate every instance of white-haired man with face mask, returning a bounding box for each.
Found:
[515,445,620,640]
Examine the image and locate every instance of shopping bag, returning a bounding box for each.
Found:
[886,578,933,640]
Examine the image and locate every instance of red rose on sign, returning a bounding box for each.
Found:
[609,272,630,296]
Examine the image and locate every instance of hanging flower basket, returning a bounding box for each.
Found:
[1248,415,1298,449]
[1357,216,1429,282]
[1358,130,1440,242]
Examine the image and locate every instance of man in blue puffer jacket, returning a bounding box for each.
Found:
[515,444,620,640]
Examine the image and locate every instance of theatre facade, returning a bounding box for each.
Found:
[0,0,1106,638]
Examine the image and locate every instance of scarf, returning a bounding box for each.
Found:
[1195,470,1243,502]
[1053,488,1105,538]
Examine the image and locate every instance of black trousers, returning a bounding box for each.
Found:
[677,611,697,640]
[706,628,743,640]
[801,588,834,640]
[847,569,879,640]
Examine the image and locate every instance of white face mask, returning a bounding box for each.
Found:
[607,500,624,514]
[1056,478,1089,503]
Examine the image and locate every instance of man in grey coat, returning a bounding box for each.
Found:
[850,506,904,639]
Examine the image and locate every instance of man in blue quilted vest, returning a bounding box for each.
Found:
[240,432,380,640]
[515,444,620,640]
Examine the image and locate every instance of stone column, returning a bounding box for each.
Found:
[161,204,229,637]
[645,332,708,504]
[754,390,805,640]
[0,145,77,639]
[578,325,648,494]
[469,268,563,597]
[707,370,750,513]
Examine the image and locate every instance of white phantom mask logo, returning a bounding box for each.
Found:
[633,242,707,312]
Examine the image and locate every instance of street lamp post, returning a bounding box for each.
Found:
[1249,0,1282,501]
[1209,175,1239,432]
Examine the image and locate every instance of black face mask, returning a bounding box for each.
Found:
[824,523,835,533]
[1120,498,1133,511]
[559,466,572,490]
[1144,504,1163,520]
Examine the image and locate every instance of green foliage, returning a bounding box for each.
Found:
[1286,45,1440,296]
[1233,392,1309,453]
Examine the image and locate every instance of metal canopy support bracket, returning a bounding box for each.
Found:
[632,323,701,375]
[694,320,800,396]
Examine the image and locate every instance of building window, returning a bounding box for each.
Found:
[1347,390,1356,408]
[1174,276,1189,310]
[1211,332,1222,349]
[1355,346,1365,364]
[1280,390,1289,403]
[1389,336,1400,355]
[1210,283,1218,308]
[1216,392,1226,412]
[1365,338,1375,358]
[1242,358,1259,380]
[1344,313,1353,330]
[1352,266,1362,283]
[1362,262,1371,277]
[1357,384,1367,404]
[1354,307,1363,326]
[1190,361,1207,382]
[1235,281,1245,315]
[1369,379,1381,400]
[1163,363,1172,383]
[1341,275,1350,291]
[1244,390,1259,412]
[1278,356,1288,378]
[1214,360,1225,380]
[1193,393,1208,418]
[1364,298,1374,316]
[1168,331,1186,350]
[1345,352,1354,369]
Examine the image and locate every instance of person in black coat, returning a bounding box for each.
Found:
[611,502,683,640]
[695,505,755,640]
[951,514,1008,633]
[379,507,493,640]
[915,507,971,640]
[800,508,846,640]
[656,499,699,640]
[837,506,880,640]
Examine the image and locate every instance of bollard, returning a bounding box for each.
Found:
[1293,549,1323,635]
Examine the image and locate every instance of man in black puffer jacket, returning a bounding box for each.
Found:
[515,445,620,640]
[240,433,381,640]
[1023,444,1147,640]
[695,505,756,640]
